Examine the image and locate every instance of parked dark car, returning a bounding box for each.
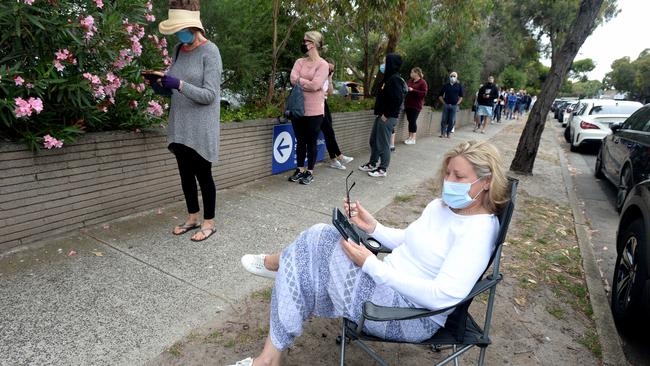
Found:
[610,179,650,334]
[554,101,570,120]
[596,103,650,210]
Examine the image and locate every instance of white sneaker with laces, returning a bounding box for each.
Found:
[338,155,354,164]
[241,254,277,279]
[404,139,416,145]
[329,159,346,170]
[227,357,253,366]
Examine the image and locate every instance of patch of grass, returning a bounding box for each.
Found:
[578,331,602,359]
[546,306,565,320]
[252,287,273,302]
[223,339,236,348]
[206,330,222,341]
[394,194,416,203]
[167,342,184,357]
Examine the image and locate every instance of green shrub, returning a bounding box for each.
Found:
[0,0,168,151]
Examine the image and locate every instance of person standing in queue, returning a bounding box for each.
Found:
[287,31,329,185]
[156,0,222,242]
[358,53,405,178]
[404,67,428,145]
[323,60,354,170]
[438,71,464,138]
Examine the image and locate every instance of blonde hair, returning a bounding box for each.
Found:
[436,140,510,214]
[304,30,326,52]
[411,67,423,78]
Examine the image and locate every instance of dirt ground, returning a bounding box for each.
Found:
[148,119,602,366]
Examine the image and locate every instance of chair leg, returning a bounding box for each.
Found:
[452,345,459,366]
[340,321,346,366]
[478,347,486,365]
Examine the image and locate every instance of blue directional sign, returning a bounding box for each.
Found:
[272,124,326,174]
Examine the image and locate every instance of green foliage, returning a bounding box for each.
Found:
[499,65,528,90]
[605,50,650,102]
[569,58,596,81]
[1,0,168,150]
[570,79,603,98]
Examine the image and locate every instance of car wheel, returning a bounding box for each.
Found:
[564,125,571,143]
[595,148,605,179]
[616,167,633,211]
[611,219,648,334]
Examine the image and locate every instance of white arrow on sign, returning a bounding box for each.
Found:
[273,131,293,164]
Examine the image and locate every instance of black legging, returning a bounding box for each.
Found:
[405,107,420,133]
[291,115,323,170]
[321,101,342,159]
[169,143,216,220]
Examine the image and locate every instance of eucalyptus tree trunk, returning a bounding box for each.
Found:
[510,0,606,174]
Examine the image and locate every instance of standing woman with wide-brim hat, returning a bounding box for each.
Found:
[156,0,222,242]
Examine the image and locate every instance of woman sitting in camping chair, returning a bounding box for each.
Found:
[232,140,510,366]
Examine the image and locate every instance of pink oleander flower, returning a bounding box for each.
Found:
[23,0,34,5]
[123,19,134,34]
[145,14,155,22]
[14,97,33,118]
[145,0,152,11]
[26,83,34,89]
[29,97,43,113]
[129,100,138,109]
[53,60,65,72]
[131,39,142,57]
[80,15,97,40]
[160,37,168,48]
[95,0,103,9]
[100,106,108,113]
[43,134,64,149]
[55,49,70,61]
[146,100,163,117]
[14,76,24,86]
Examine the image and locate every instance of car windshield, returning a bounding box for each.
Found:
[590,104,640,115]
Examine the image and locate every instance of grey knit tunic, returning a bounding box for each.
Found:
[167,41,222,163]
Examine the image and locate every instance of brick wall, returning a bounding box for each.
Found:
[0,108,471,251]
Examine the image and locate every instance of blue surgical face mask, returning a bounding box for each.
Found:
[442,177,485,209]
[175,29,195,44]
[379,64,386,74]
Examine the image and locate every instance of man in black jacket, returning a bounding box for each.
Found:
[474,75,499,134]
[359,53,405,178]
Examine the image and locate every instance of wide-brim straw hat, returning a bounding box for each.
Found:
[159,9,204,35]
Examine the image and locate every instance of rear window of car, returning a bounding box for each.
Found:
[590,104,641,115]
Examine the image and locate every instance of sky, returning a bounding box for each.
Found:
[541,0,650,81]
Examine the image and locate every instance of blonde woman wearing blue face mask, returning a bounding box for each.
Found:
[233,140,509,366]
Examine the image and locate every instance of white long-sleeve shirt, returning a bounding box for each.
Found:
[362,199,499,326]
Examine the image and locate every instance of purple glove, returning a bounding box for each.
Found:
[161,75,181,90]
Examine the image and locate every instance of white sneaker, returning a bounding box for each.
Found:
[368,169,387,177]
[404,139,416,145]
[241,254,276,279]
[329,159,346,170]
[338,155,354,164]
[358,163,377,172]
[227,357,253,366]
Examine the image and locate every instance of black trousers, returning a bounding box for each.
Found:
[291,115,323,170]
[169,143,216,220]
[321,101,342,159]
[405,107,420,133]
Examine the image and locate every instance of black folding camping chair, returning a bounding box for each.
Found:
[338,178,518,366]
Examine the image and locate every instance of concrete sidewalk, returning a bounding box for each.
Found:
[0,120,508,366]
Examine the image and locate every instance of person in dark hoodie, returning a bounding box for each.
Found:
[474,75,498,134]
[358,53,405,178]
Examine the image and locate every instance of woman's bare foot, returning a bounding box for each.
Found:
[173,214,200,235]
[191,219,215,241]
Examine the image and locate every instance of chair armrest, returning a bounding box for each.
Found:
[361,275,502,322]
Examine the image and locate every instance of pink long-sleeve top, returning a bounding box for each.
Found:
[290,57,329,117]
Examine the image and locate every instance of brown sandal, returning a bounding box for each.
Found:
[172,222,200,235]
[191,227,217,242]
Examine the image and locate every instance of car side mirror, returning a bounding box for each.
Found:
[610,122,623,132]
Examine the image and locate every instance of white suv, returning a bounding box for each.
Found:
[568,99,643,152]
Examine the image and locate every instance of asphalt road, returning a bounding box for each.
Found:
[553,122,649,366]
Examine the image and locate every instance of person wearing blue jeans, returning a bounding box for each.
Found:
[438,71,464,138]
